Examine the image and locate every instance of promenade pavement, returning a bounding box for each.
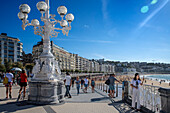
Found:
[0,83,139,113]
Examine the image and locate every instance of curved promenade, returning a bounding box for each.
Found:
[0,83,136,113]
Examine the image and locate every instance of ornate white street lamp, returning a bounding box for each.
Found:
[18,0,74,80]
[18,0,74,104]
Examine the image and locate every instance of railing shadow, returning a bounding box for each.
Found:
[91,97,110,102]
[108,100,136,113]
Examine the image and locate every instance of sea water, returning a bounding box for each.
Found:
[144,75,170,83]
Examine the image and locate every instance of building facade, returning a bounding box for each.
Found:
[51,42,75,71]
[32,40,75,71]
[32,39,115,73]
[0,33,23,64]
[22,52,33,66]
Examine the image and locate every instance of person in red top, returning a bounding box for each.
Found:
[17,69,27,100]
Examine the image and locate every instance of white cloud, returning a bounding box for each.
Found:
[107,28,118,37]
[92,53,113,60]
[83,24,90,28]
[93,53,106,59]
[101,0,109,20]
[54,38,116,44]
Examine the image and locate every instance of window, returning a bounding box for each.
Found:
[4,50,7,53]
[8,56,14,59]
[9,51,14,54]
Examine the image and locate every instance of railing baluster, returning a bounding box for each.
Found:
[116,83,118,97]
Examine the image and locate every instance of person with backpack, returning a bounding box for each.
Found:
[130,73,144,111]
[3,70,14,99]
[17,69,28,100]
[108,73,120,98]
[91,78,95,93]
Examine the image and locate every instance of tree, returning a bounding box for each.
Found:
[25,64,34,73]
[13,62,24,69]
[75,69,79,73]
[0,57,2,64]
[0,64,6,72]
[4,58,13,71]
[0,58,6,72]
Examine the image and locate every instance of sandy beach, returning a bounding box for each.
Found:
[92,74,170,88]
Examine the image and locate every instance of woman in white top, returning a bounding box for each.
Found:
[130,73,144,111]
[83,76,89,93]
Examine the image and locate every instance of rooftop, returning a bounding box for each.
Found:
[0,33,20,41]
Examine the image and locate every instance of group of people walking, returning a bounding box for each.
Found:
[3,69,28,100]
[3,70,144,111]
[64,72,95,98]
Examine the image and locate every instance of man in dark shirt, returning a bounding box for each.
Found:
[81,79,84,89]
[108,74,119,98]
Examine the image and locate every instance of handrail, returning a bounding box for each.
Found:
[127,81,161,113]
[96,83,122,98]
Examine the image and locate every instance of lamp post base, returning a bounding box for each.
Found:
[28,80,64,105]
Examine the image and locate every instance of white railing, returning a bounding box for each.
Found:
[128,82,161,113]
[96,83,122,98]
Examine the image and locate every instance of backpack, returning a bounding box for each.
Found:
[105,79,110,85]
[3,75,8,85]
[91,80,95,86]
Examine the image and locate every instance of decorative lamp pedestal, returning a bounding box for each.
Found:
[28,80,64,105]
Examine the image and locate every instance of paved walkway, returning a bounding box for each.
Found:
[0,83,140,113]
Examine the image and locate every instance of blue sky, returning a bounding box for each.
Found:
[1,0,170,63]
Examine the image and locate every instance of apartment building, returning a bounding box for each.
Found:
[32,40,75,71]
[0,33,23,64]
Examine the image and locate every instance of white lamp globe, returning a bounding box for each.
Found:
[31,19,40,26]
[19,4,31,14]
[60,20,68,27]
[36,1,48,12]
[18,12,25,20]
[57,6,67,15]
[66,13,74,22]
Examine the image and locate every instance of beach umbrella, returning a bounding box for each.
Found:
[11,67,22,72]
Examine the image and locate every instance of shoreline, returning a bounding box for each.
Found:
[94,74,170,88]
[141,74,170,83]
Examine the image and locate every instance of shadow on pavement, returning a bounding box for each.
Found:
[0,98,17,101]
[91,97,110,102]
[108,100,139,113]
[0,101,37,113]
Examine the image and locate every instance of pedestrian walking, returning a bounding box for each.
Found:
[130,73,144,111]
[3,70,14,99]
[83,76,89,93]
[11,71,16,85]
[17,69,28,101]
[91,78,95,93]
[16,71,21,85]
[72,78,75,88]
[81,78,84,89]
[108,73,120,98]
[75,77,80,95]
[64,72,72,98]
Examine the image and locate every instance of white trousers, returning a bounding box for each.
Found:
[132,89,140,109]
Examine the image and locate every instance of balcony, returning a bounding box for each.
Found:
[8,44,14,47]
[8,48,14,51]
[8,56,14,59]
[8,52,14,55]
